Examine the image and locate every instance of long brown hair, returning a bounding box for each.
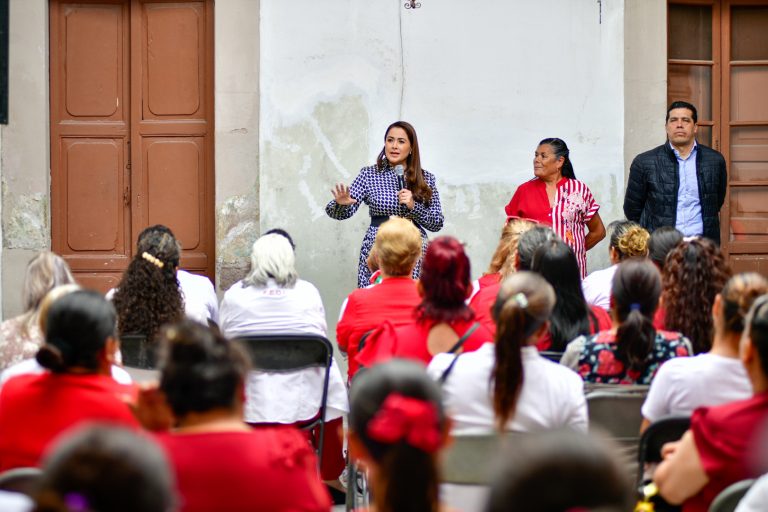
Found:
[662,238,731,353]
[377,121,433,204]
[491,272,555,430]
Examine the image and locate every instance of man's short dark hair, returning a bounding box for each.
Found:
[666,101,698,124]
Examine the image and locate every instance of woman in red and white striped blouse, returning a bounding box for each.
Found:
[504,138,605,278]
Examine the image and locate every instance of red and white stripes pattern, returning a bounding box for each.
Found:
[551,178,599,279]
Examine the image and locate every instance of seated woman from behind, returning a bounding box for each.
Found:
[642,272,767,428]
[654,295,768,511]
[349,359,450,512]
[112,230,184,342]
[0,291,137,471]
[562,259,691,385]
[582,220,649,310]
[218,231,348,490]
[150,321,331,512]
[427,272,586,435]
[356,236,493,368]
[0,251,75,370]
[336,217,422,381]
[531,239,611,352]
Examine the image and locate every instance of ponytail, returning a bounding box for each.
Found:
[615,306,656,371]
[611,260,662,372]
[491,273,555,431]
[492,297,527,430]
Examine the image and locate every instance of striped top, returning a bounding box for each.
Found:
[505,177,599,278]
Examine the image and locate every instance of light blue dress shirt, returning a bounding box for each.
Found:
[672,142,703,237]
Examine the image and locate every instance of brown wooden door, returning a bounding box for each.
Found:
[668,0,768,274]
[50,0,214,293]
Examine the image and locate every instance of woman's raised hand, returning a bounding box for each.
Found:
[332,183,357,206]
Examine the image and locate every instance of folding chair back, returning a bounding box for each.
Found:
[120,334,156,369]
[0,467,42,496]
[235,334,334,466]
[638,415,690,466]
[539,351,564,363]
[587,387,648,477]
[709,479,754,512]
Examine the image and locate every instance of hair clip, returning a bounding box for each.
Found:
[512,292,528,309]
[64,493,89,512]
[141,252,164,269]
[630,303,642,312]
[366,393,442,453]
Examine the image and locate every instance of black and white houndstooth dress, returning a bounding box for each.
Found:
[325,162,444,288]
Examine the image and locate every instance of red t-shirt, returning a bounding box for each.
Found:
[536,305,612,351]
[0,373,138,471]
[337,277,420,379]
[683,393,768,512]
[155,427,331,512]
[356,317,493,368]
[468,282,501,336]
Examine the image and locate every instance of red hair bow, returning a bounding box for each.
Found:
[366,393,442,453]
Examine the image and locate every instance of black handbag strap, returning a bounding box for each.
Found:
[438,322,480,385]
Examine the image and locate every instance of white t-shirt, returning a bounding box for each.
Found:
[582,264,617,310]
[177,270,219,324]
[641,352,752,422]
[427,344,587,435]
[219,278,348,424]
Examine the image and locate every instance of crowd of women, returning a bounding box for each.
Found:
[0,121,766,511]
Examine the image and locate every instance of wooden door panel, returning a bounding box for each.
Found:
[63,4,123,119]
[145,138,204,251]
[730,255,768,274]
[731,67,768,121]
[143,2,204,118]
[64,139,123,251]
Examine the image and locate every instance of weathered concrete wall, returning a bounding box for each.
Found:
[624,0,668,179]
[214,0,261,292]
[1,0,49,319]
[259,0,627,345]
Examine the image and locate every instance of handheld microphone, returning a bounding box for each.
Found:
[395,164,405,190]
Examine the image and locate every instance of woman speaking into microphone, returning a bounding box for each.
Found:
[326,121,444,288]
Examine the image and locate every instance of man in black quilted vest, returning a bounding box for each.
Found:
[623,101,727,244]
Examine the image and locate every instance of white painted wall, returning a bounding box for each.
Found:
[259,0,627,346]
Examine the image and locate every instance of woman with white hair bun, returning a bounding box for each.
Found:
[218,231,349,494]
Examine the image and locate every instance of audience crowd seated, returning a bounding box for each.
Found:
[336,217,422,381]
[654,294,768,511]
[428,271,586,434]
[2,218,766,511]
[217,232,348,489]
[356,236,493,368]
[0,290,137,471]
[657,237,732,353]
[562,258,692,384]
[582,220,649,310]
[349,359,449,512]
[112,229,185,342]
[0,252,75,371]
[531,239,611,352]
[150,320,331,512]
[642,272,767,427]
[468,218,538,335]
